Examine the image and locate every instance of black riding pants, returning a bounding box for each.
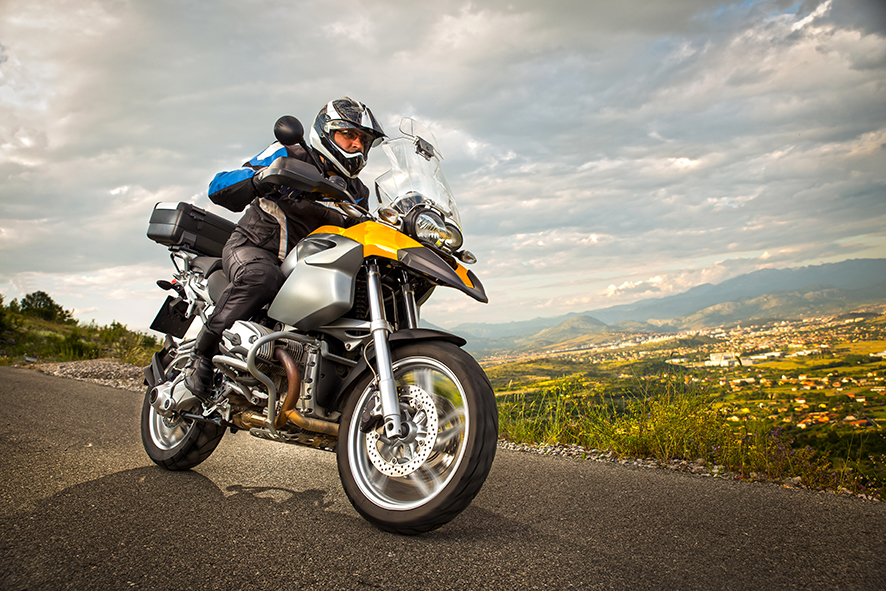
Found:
[201,237,285,346]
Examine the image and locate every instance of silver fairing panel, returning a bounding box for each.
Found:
[268,234,364,330]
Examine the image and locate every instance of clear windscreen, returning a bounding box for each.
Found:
[374,118,461,228]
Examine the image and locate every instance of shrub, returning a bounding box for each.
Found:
[0,291,160,366]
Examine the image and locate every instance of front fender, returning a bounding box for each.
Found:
[322,329,467,411]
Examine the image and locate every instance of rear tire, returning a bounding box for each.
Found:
[140,352,225,470]
[337,340,497,534]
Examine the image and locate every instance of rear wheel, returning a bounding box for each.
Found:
[337,340,498,534]
[140,351,225,470]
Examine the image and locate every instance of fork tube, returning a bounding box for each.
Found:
[366,262,403,438]
[401,271,419,330]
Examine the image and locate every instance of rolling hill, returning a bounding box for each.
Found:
[444,259,886,354]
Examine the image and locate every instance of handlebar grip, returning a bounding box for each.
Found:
[252,168,277,196]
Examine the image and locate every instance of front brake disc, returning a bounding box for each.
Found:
[364,385,439,477]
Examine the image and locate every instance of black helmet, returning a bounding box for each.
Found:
[309,97,386,178]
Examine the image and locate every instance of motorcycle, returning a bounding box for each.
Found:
[141,116,497,534]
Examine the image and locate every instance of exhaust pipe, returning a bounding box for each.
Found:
[234,347,338,437]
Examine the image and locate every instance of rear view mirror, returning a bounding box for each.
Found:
[274,116,305,147]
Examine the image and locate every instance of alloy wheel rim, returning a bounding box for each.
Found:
[349,356,470,511]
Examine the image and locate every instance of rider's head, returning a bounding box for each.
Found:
[310,97,386,178]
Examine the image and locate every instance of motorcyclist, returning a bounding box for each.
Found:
[184,97,386,401]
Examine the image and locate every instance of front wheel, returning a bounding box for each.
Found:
[337,340,498,534]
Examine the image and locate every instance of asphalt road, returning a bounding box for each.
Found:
[1,365,884,590]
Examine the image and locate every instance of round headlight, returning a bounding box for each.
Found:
[443,222,463,251]
[413,210,446,248]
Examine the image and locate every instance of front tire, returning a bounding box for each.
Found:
[337,340,497,534]
[140,352,226,471]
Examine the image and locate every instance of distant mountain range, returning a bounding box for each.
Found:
[433,259,886,355]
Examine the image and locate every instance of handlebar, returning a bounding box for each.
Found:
[256,157,357,204]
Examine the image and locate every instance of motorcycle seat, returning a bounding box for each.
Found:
[192,256,229,303]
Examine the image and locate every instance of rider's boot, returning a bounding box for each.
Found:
[184,328,221,404]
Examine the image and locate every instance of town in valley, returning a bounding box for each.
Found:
[482,306,886,474]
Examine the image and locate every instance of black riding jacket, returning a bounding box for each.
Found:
[208,143,370,261]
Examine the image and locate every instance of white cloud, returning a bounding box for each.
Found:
[0,0,884,331]
[792,0,833,32]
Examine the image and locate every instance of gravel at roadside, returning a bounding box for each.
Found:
[25,358,146,394]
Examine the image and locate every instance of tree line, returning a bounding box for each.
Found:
[1,290,75,328]
[0,291,159,366]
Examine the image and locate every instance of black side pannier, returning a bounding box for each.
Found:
[147,202,236,257]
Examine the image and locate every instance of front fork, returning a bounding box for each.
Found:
[365,261,419,439]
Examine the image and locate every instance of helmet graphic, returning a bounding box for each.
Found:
[309,97,386,178]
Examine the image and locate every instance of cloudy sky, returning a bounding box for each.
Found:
[1,0,885,333]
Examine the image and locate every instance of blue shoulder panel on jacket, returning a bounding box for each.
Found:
[248,142,288,167]
[209,168,254,197]
[208,142,289,197]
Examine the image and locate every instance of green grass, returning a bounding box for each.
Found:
[497,372,885,499]
[1,303,160,367]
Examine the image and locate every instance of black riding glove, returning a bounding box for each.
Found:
[251,168,277,197]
